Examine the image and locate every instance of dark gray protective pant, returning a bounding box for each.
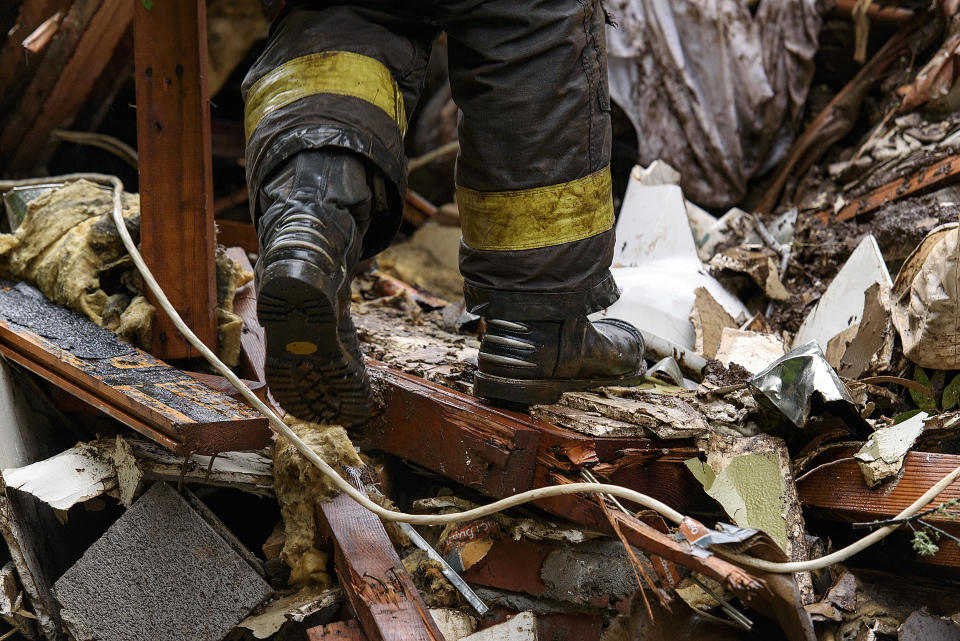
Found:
[243,0,619,320]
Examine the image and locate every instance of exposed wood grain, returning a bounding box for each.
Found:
[306,620,367,640]
[815,154,960,224]
[1,0,131,172]
[316,487,444,641]
[798,448,960,525]
[226,247,267,386]
[134,0,218,359]
[0,283,270,455]
[0,0,70,124]
[218,220,258,256]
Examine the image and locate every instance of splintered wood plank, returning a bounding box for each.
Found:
[0,282,270,455]
[816,154,960,224]
[225,247,266,385]
[307,620,368,641]
[317,490,444,641]
[798,448,960,525]
[1,0,131,172]
[362,362,542,499]
[134,0,218,359]
[799,448,960,571]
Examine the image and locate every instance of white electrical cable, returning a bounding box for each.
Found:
[3,173,958,576]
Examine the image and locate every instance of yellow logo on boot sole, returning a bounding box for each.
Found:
[286,341,317,355]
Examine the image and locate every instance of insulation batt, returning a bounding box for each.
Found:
[0,180,252,365]
[273,415,364,587]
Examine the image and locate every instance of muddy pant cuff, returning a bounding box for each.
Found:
[463,273,620,321]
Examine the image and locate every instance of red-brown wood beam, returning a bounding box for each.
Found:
[317,489,444,641]
[134,0,218,359]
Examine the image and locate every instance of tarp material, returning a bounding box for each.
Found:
[606,0,828,208]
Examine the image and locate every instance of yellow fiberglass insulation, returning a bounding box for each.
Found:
[273,414,364,587]
[0,180,253,365]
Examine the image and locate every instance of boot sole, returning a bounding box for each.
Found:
[473,366,648,407]
[257,259,371,425]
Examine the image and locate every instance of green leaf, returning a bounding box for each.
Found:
[944,373,960,410]
[911,367,938,412]
[140,0,154,9]
[892,408,924,424]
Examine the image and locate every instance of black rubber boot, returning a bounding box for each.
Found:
[255,149,374,426]
[474,317,647,406]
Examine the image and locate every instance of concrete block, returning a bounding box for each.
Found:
[53,482,272,641]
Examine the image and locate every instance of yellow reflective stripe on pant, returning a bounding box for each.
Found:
[456,167,614,251]
[244,51,407,141]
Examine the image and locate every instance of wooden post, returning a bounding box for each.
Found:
[133,0,218,359]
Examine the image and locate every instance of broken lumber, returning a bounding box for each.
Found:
[798,448,960,526]
[133,0,218,359]
[753,25,911,214]
[798,447,960,570]
[316,487,444,641]
[358,366,758,589]
[306,620,368,641]
[0,0,131,173]
[0,282,271,455]
[226,247,267,385]
[815,153,960,224]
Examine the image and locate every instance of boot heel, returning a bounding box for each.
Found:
[258,258,371,425]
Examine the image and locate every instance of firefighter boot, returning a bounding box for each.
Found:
[474,317,646,406]
[255,149,373,425]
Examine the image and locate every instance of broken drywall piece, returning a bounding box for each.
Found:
[234,586,340,639]
[594,170,747,349]
[53,482,272,641]
[2,444,116,512]
[687,450,788,552]
[715,328,786,374]
[709,246,790,300]
[891,223,960,369]
[462,611,537,641]
[689,287,736,359]
[794,234,892,351]
[685,432,812,601]
[633,159,682,186]
[838,283,895,379]
[557,390,712,439]
[855,412,927,487]
[429,608,479,641]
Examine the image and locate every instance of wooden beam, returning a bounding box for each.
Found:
[356,364,760,587]
[799,448,960,570]
[134,0,218,359]
[798,448,960,525]
[307,620,368,641]
[0,0,131,172]
[225,247,267,386]
[0,282,271,455]
[316,487,444,641]
[814,153,960,224]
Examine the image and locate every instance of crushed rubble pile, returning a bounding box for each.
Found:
[7,2,960,641]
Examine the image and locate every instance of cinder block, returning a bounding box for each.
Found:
[53,482,272,641]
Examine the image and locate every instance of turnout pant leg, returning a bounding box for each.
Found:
[242,4,438,258]
[439,0,619,321]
